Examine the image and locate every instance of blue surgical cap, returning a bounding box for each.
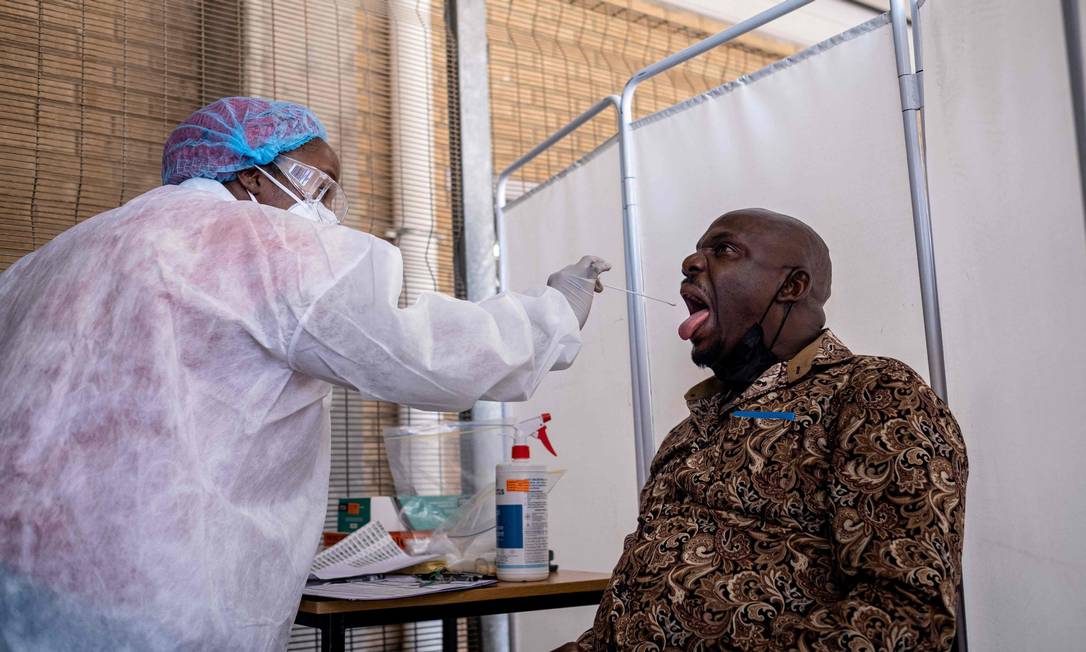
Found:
[161,97,328,185]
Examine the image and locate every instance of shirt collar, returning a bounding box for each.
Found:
[782,328,852,382]
[178,177,237,202]
[683,329,853,410]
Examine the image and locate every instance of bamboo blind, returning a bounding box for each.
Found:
[1,0,209,269]
[0,0,463,650]
[487,0,797,198]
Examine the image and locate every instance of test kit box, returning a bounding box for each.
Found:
[336,497,409,533]
[337,498,372,532]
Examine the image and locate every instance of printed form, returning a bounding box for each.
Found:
[309,521,436,580]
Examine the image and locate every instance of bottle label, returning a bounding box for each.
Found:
[495,472,548,570]
[496,504,523,548]
[506,479,530,492]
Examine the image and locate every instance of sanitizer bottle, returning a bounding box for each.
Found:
[496,413,556,582]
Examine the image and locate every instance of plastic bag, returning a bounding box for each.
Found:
[383,421,564,572]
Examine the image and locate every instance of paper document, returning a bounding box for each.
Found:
[304,575,497,601]
[310,521,436,580]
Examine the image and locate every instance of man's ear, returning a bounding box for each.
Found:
[236,167,262,195]
[779,269,812,303]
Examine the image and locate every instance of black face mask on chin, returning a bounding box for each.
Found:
[713,269,796,391]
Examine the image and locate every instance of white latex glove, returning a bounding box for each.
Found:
[547,255,613,329]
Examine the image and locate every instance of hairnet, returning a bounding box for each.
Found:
[161,96,327,185]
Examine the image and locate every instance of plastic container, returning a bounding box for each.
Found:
[382,419,564,573]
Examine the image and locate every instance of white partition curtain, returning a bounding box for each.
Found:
[633,14,927,440]
[502,141,638,649]
[502,14,931,650]
[923,1,1086,650]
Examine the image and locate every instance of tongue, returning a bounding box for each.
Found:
[678,309,710,341]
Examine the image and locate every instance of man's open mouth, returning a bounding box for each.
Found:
[678,286,712,341]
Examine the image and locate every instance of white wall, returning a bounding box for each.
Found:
[923,1,1086,650]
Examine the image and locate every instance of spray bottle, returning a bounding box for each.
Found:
[495,413,556,581]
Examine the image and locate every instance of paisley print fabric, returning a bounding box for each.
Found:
[579,330,967,651]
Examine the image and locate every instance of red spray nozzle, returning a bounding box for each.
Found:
[513,413,558,458]
[537,425,557,457]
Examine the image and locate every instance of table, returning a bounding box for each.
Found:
[295,570,610,652]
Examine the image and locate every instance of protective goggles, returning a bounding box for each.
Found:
[273,155,349,223]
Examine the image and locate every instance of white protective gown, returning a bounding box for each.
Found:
[0,179,581,651]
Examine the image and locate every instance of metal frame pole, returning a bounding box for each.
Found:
[889,3,965,649]
[447,2,513,648]
[451,0,499,307]
[1061,0,1086,235]
[909,0,924,110]
[908,0,927,153]
[618,0,815,489]
[889,0,948,401]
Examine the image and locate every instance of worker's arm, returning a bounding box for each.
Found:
[285,228,583,412]
[788,358,968,651]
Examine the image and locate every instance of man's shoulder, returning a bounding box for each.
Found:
[838,354,955,417]
[804,352,932,401]
[845,353,927,382]
[835,354,967,463]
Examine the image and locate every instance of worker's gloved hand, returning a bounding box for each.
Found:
[547,255,612,329]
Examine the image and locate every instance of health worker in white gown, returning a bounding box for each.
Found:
[0,97,611,651]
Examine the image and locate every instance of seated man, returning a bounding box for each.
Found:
[566,208,968,651]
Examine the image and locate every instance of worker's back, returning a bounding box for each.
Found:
[0,182,363,650]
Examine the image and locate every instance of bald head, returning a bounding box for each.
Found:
[679,208,833,378]
[713,208,832,305]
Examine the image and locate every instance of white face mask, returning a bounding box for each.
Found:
[249,166,340,224]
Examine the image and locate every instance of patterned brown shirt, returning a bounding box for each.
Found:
[579,330,967,651]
